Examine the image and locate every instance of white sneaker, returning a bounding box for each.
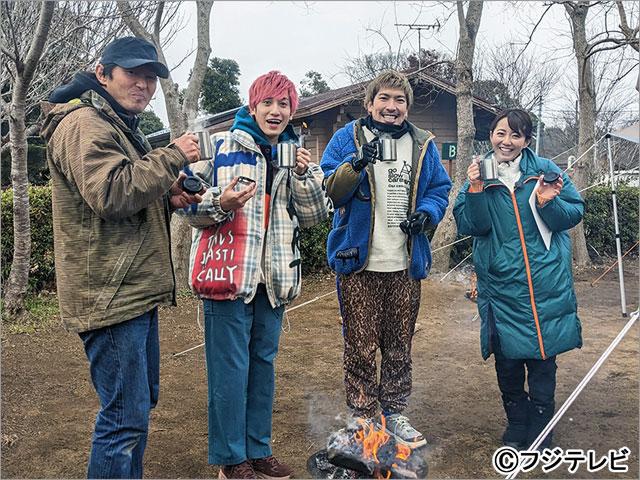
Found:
[383,414,427,448]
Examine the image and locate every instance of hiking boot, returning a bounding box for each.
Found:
[383,413,427,448]
[218,461,257,479]
[502,398,529,450]
[526,403,554,450]
[250,455,293,479]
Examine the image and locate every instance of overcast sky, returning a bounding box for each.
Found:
[148,1,639,128]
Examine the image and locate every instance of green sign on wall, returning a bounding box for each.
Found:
[442,142,457,160]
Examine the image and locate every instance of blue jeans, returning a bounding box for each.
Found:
[79,309,160,479]
[203,286,284,465]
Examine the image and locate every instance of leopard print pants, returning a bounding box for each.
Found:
[338,270,421,418]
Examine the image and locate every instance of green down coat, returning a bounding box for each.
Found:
[453,148,584,361]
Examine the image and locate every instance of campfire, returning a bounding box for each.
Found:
[322,416,428,479]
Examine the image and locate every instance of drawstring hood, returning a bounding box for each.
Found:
[231,106,298,147]
[49,71,140,133]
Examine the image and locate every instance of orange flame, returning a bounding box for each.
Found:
[352,415,414,479]
[353,416,390,463]
[395,443,411,461]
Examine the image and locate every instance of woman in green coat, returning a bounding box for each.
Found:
[453,109,584,450]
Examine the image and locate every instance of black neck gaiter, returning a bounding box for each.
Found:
[363,115,410,139]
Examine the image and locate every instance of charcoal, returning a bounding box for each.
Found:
[326,425,428,479]
[307,449,362,479]
[327,446,373,476]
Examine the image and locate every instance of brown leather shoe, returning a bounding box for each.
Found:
[250,455,293,479]
[218,461,258,479]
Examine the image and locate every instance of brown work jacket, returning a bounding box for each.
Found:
[41,90,187,332]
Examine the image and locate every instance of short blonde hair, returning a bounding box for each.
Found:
[364,70,413,109]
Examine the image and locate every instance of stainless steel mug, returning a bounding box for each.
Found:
[480,155,499,181]
[276,142,297,168]
[378,136,397,162]
[196,131,214,160]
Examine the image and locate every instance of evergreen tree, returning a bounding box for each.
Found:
[138,110,165,134]
[300,71,330,97]
[200,57,242,114]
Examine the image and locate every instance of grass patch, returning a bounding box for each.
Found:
[176,288,196,299]
[2,294,59,335]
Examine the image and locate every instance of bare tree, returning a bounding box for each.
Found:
[343,47,454,84]
[342,2,453,83]
[1,2,127,152]
[1,2,131,316]
[616,0,640,51]
[478,43,560,111]
[117,0,214,288]
[560,0,638,267]
[344,50,410,83]
[431,1,484,272]
[1,1,54,317]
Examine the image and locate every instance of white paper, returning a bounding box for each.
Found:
[529,182,552,250]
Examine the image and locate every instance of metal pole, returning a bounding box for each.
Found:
[506,310,639,479]
[535,95,543,155]
[418,30,422,69]
[440,252,473,282]
[590,241,639,286]
[606,134,628,317]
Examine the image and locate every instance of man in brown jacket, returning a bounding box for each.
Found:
[41,37,201,479]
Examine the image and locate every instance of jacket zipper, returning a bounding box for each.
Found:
[351,123,433,275]
[352,122,376,274]
[263,168,288,307]
[486,180,546,359]
[243,137,268,304]
[164,195,177,304]
[406,136,433,268]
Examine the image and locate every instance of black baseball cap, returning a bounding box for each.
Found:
[100,37,169,79]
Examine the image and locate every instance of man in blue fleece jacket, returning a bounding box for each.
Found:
[320,70,451,448]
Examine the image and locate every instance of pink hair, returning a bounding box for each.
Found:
[248,70,299,115]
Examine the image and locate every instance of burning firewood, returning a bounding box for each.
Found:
[325,417,428,479]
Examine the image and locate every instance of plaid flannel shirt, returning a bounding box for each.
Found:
[176,129,328,307]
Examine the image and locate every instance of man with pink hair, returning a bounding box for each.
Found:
[177,71,327,479]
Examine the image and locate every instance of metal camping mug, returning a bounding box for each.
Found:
[276,142,298,168]
[480,155,499,181]
[196,131,214,160]
[378,136,397,162]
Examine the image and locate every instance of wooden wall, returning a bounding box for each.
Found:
[294,89,463,176]
[196,88,493,180]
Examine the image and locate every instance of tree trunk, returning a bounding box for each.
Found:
[3,1,55,318]
[4,87,32,317]
[168,0,213,290]
[431,1,483,273]
[566,2,593,268]
[158,71,191,290]
[119,1,213,290]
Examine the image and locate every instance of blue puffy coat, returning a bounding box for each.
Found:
[320,119,451,280]
[453,148,584,360]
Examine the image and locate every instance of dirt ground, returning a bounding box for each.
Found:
[2,265,638,479]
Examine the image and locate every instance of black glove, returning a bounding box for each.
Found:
[351,142,378,172]
[400,211,431,235]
